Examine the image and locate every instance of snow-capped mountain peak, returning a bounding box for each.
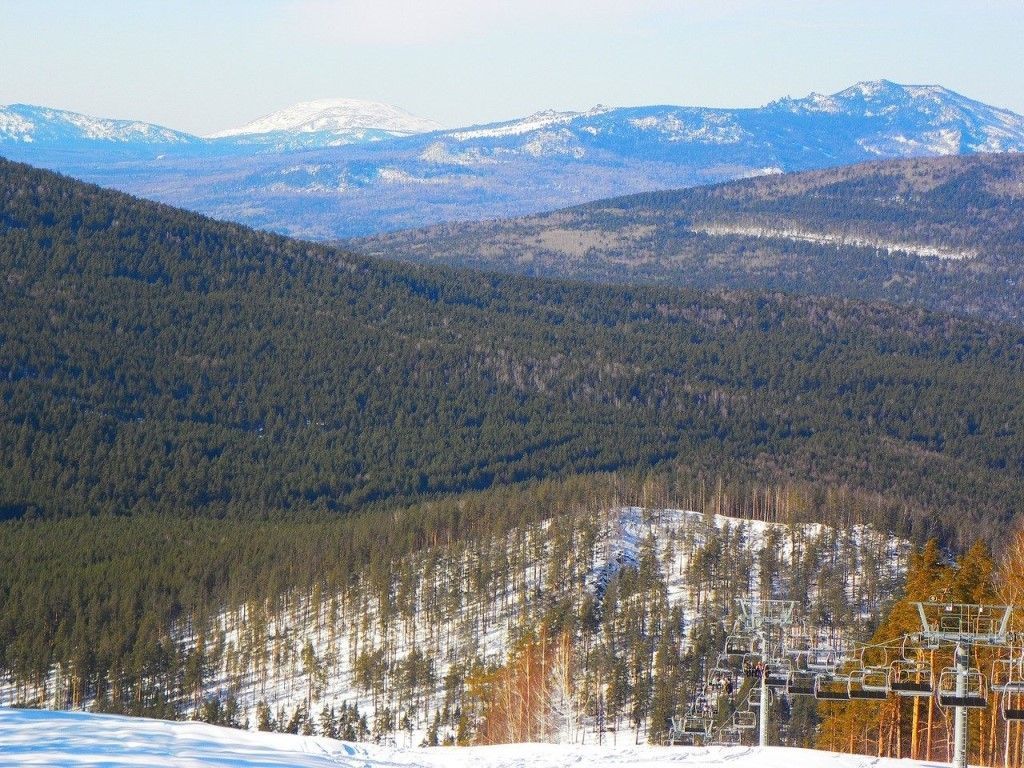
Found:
[207,98,441,140]
[0,103,196,146]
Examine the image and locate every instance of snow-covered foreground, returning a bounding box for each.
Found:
[0,708,948,768]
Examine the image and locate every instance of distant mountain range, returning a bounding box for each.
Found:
[2,81,1023,237]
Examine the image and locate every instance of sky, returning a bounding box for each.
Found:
[1,0,1022,135]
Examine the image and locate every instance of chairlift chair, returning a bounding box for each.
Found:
[716,726,743,746]
[725,634,754,657]
[889,658,933,697]
[814,674,851,701]
[735,710,757,730]
[806,647,841,674]
[1003,689,1024,722]
[681,716,712,736]
[786,670,817,697]
[992,657,1024,693]
[709,666,736,691]
[765,658,793,689]
[746,688,771,709]
[668,716,684,745]
[937,667,988,709]
[860,665,891,693]
[847,668,889,700]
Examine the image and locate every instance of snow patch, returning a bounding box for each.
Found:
[693,223,977,260]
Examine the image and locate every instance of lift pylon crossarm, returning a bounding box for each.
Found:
[913,602,1014,645]
[735,598,797,632]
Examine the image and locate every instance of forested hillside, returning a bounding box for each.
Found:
[3,158,1024,536]
[353,153,1024,324]
[0,469,909,748]
[2,158,1022,749]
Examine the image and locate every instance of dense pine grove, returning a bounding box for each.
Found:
[355,153,1024,323]
[3,158,1024,532]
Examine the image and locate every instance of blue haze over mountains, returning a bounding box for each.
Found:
[2,80,1023,239]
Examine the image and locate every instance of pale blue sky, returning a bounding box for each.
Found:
[1,0,1022,135]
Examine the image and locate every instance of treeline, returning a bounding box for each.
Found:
[2,158,1024,539]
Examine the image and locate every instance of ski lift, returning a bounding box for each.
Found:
[937,667,988,709]
[847,668,890,700]
[765,658,793,689]
[889,658,933,697]
[716,726,743,746]
[709,666,736,693]
[746,687,772,709]
[860,666,891,692]
[786,669,816,696]
[735,710,757,730]
[693,693,719,716]
[741,653,762,678]
[669,717,703,746]
[1003,689,1024,722]
[681,715,713,735]
[668,716,684,745]
[992,658,1024,693]
[725,634,755,657]
[716,652,744,673]
[814,674,851,701]
[806,646,841,674]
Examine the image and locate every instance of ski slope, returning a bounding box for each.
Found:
[0,708,945,768]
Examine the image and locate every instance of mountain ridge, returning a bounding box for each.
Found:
[2,80,1023,237]
[351,152,1024,324]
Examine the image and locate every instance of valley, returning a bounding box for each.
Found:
[3,23,1024,765]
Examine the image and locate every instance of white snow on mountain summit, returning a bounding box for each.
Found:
[0,104,196,145]
[774,80,1024,153]
[208,98,442,139]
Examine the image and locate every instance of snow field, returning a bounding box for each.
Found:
[0,707,949,768]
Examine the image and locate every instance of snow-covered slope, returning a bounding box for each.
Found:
[0,708,943,768]
[207,98,442,149]
[0,506,906,750]
[0,103,196,148]
[771,79,1024,154]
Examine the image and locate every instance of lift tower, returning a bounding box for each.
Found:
[735,599,797,748]
[912,603,1014,768]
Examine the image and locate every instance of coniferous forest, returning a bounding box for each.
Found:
[3,156,1024,753]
